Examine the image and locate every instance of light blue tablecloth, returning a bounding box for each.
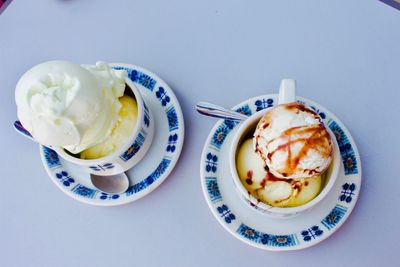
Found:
[1,1,399,266]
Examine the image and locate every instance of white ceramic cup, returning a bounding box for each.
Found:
[54,77,154,176]
[229,79,340,218]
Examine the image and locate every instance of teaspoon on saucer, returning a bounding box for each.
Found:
[13,120,130,194]
[90,173,129,194]
[196,80,296,121]
[196,101,248,121]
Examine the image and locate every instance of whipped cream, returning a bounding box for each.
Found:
[15,61,127,153]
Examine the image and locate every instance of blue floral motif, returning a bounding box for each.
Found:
[125,158,171,196]
[126,180,146,195]
[223,119,239,130]
[99,192,120,200]
[310,106,326,120]
[120,131,146,161]
[55,171,75,186]
[235,104,252,116]
[217,105,251,132]
[112,67,156,91]
[166,134,178,152]
[136,73,156,90]
[210,124,229,150]
[322,205,348,230]
[217,204,236,224]
[339,183,356,203]
[330,120,349,145]
[147,158,169,184]
[144,115,150,127]
[166,106,179,131]
[43,146,61,169]
[301,226,323,242]
[143,102,150,127]
[89,163,114,171]
[342,153,358,175]
[216,105,251,132]
[71,184,97,199]
[237,224,260,241]
[205,153,218,173]
[236,224,297,247]
[329,121,358,175]
[268,235,298,247]
[210,111,243,149]
[254,98,273,111]
[155,87,170,106]
[260,234,270,245]
[205,177,222,202]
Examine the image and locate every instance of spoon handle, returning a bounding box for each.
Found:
[14,120,35,141]
[196,102,248,121]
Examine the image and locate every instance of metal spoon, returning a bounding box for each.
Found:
[196,79,297,121]
[13,120,130,194]
[196,101,248,121]
[90,173,129,194]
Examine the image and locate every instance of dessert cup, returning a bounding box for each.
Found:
[54,77,154,176]
[229,80,340,218]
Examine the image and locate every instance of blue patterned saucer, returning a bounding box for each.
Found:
[40,64,184,206]
[200,95,361,251]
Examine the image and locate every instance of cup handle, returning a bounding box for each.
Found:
[278,79,296,104]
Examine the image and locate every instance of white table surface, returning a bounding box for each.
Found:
[1,1,399,266]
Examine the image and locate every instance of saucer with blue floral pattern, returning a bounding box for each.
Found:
[40,64,184,206]
[200,95,361,251]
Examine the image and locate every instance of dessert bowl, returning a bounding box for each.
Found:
[199,81,361,250]
[200,93,361,250]
[230,109,340,218]
[54,76,154,176]
[37,63,185,205]
[229,80,340,218]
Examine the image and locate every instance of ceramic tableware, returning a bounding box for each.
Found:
[40,64,184,206]
[229,80,340,217]
[53,73,154,176]
[200,93,361,250]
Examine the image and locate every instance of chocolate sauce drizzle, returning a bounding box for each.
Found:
[255,103,332,177]
[246,166,304,192]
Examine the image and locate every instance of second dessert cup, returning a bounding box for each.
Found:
[229,80,340,218]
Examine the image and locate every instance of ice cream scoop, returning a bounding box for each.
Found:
[236,138,322,207]
[256,176,321,208]
[80,95,138,159]
[15,61,127,154]
[254,103,333,179]
[236,139,267,192]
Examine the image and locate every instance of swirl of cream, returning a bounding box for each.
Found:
[15,61,127,153]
